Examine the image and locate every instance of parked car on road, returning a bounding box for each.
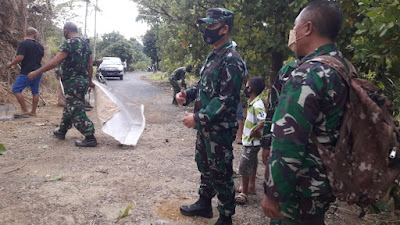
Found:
[98,57,124,80]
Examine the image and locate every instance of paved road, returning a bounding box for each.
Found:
[104,71,164,101]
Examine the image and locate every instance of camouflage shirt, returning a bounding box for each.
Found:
[59,37,92,82]
[261,60,298,150]
[169,67,187,81]
[264,44,349,202]
[186,41,245,130]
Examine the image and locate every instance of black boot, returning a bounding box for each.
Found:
[53,127,66,140]
[180,196,213,218]
[75,135,97,147]
[214,215,232,225]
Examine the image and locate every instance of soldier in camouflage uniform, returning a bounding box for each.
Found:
[169,65,192,105]
[260,60,299,225]
[176,8,245,225]
[261,2,349,224]
[28,22,97,147]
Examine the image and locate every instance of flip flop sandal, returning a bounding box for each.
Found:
[235,186,256,195]
[235,186,242,193]
[14,113,30,118]
[235,193,248,204]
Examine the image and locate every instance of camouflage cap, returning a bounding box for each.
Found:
[197,8,234,24]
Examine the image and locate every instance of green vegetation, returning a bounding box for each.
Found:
[95,31,151,71]
[135,0,400,111]
[0,143,7,155]
[115,204,133,222]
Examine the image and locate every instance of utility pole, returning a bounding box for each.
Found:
[84,0,90,37]
[93,0,98,61]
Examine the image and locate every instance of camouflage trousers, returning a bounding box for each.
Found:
[269,193,335,225]
[195,128,236,217]
[169,79,181,103]
[59,78,95,136]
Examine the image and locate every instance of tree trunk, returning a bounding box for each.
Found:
[270,50,283,87]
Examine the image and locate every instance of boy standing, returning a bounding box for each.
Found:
[235,77,266,204]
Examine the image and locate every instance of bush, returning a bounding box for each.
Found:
[133,61,148,71]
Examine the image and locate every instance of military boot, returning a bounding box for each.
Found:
[180,196,213,218]
[214,215,232,225]
[75,135,97,147]
[53,127,66,140]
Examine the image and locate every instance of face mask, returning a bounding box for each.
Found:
[203,25,225,44]
[288,29,297,52]
[287,23,307,52]
[64,30,69,40]
[244,86,251,98]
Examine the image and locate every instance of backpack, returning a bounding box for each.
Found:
[308,55,400,208]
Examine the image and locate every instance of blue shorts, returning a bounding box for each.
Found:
[236,100,244,121]
[12,73,42,95]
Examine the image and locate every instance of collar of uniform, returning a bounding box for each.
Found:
[248,95,261,106]
[212,40,232,56]
[299,43,338,64]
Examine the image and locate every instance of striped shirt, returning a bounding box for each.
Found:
[242,96,266,146]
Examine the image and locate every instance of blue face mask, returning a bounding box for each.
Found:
[203,25,225,44]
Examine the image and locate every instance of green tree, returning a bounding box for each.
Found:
[129,37,144,52]
[96,31,125,55]
[142,27,161,69]
[133,0,311,81]
[100,40,135,62]
[349,0,400,112]
[134,0,400,109]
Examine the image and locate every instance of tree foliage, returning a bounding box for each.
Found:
[349,0,400,112]
[134,0,400,109]
[100,40,135,62]
[96,31,150,71]
[96,31,125,54]
[133,0,310,81]
[142,27,160,66]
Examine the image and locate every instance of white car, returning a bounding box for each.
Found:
[98,57,124,80]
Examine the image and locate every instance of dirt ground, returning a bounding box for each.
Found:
[0,75,386,225]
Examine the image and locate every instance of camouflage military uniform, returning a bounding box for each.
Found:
[261,60,298,150]
[169,67,187,104]
[259,60,298,225]
[263,44,349,224]
[58,37,94,137]
[185,41,245,217]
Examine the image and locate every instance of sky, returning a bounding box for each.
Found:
[61,0,149,41]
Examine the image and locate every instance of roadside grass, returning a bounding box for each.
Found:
[146,72,200,88]
[146,72,169,81]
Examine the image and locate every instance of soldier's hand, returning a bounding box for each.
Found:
[262,148,270,166]
[6,62,12,68]
[89,81,95,88]
[261,194,283,220]
[182,112,196,128]
[176,90,187,106]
